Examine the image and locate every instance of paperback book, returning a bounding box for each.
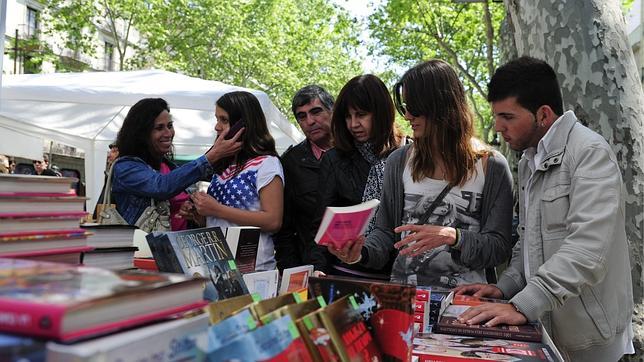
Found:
[243,269,279,300]
[80,223,137,248]
[0,230,88,255]
[279,264,314,295]
[0,258,207,341]
[146,226,249,301]
[225,226,261,274]
[0,212,86,234]
[314,199,380,249]
[0,195,86,214]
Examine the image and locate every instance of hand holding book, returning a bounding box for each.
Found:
[327,235,364,264]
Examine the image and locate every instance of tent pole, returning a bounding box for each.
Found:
[0,0,7,100]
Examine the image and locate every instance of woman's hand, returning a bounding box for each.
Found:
[190,191,222,217]
[177,200,197,220]
[393,224,457,257]
[327,236,365,264]
[205,128,244,164]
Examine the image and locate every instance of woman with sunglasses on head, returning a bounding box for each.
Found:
[312,74,402,279]
[189,91,283,272]
[112,98,242,231]
[329,60,513,287]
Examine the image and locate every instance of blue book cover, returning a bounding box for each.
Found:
[208,309,257,350]
[0,333,46,362]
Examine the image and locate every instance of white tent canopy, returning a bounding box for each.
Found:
[0,70,303,211]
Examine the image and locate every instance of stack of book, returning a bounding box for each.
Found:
[0,258,209,361]
[80,223,138,270]
[414,286,451,334]
[412,294,563,361]
[0,174,89,264]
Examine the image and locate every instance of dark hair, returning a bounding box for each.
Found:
[487,56,564,116]
[398,59,486,186]
[212,91,277,175]
[291,85,334,117]
[116,98,170,169]
[331,74,399,157]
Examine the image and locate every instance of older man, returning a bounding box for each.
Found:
[275,85,334,271]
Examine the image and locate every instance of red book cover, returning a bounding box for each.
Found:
[313,200,380,249]
[0,228,86,239]
[309,275,415,361]
[133,258,158,271]
[412,333,558,361]
[0,258,206,341]
[0,212,86,234]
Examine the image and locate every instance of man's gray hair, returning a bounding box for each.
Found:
[291,85,334,117]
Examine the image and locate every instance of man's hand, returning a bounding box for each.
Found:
[393,224,456,257]
[452,283,504,298]
[457,303,527,327]
[327,236,365,264]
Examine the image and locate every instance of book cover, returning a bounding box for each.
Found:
[261,297,324,325]
[0,333,46,362]
[309,275,415,362]
[319,295,382,362]
[0,230,88,255]
[250,293,299,321]
[297,309,340,362]
[207,294,259,324]
[208,314,312,362]
[208,308,258,351]
[412,333,559,362]
[225,226,261,274]
[0,195,87,213]
[0,174,76,194]
[243,269,279,300]
[0,258,206,341]
[279,264,314,295]
[146,226,249,301]
[435,305,542,343]
[314,199,380,249]
[133,257,158,271]
[0,212,86,234]
[46,312,209,362]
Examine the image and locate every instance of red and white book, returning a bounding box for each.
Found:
[0,258,207,341]
[2,245,93,265]
[314,199,380,249]
[0,195,87,213]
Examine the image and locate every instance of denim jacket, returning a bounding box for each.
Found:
[111,155,213,224]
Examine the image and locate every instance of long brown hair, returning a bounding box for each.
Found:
[332,74,399,157]
[396,60,486,186]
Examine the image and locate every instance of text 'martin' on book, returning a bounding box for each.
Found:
[314,199,380,249]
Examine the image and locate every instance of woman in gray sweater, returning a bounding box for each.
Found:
[329,60,514,287]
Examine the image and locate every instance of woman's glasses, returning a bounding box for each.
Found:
[393,82,420,118]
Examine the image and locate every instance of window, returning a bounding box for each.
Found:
[104,42,114,71]
[26,7,39,37]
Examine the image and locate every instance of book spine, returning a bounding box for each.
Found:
[0,299,64,339]
[434,324,541,342]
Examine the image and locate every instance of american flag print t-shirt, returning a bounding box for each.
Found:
[205,155,283,271]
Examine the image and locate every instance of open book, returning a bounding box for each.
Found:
[314,199,380,249]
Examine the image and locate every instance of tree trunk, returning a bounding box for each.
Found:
[504,0,644,357]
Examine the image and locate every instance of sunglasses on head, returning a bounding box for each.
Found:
[393,82,420,117]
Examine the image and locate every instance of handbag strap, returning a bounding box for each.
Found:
[415,183,453,225]
[102,161,118,205]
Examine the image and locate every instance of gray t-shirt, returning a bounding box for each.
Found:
[391,157,487,287]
